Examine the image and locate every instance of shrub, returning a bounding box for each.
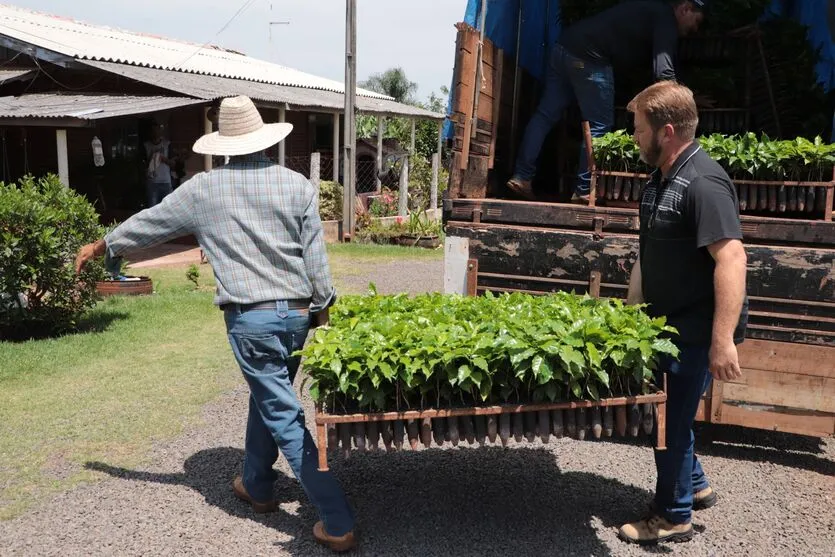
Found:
[368,188,399,217]
[0,174,105,340]
[318,180,343,222]
[186,264,200,289]
[408,155,449,211]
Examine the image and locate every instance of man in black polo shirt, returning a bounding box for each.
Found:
[507,0,706,203]
[618,81,748,545]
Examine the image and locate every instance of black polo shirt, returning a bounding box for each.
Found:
[639,141,748,345]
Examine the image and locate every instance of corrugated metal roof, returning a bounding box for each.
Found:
[0,68,35,82]
[0,93,205,120]
[0,3,390,100]
[84,60,445,120]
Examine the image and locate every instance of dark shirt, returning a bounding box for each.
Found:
[558,1,679,81]
[638,141,749,345]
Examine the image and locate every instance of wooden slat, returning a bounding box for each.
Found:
[695,399,708,422]
[446,198,835,246]
[737,339,835,378]
[315,392,667,424]
[711,380,724,422]
[488,49,504,169]
[724,369,835,413]
[716,403,835,437]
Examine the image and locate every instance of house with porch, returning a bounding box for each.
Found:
[0,4,443,223]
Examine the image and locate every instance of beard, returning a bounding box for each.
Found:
[639,134,663,167]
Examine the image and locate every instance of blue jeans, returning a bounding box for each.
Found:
[146,180,173,207]
[224,301,355,536]
[653,343,713,525]
[514,44,615,195]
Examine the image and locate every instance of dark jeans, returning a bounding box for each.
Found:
[654,343,713,525]
[145,180,173,207]
[224,301,355,536]
[513,43,614,195]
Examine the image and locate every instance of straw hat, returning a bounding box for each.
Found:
[193,96,293,156]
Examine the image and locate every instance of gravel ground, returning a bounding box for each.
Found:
[2,257,833,557]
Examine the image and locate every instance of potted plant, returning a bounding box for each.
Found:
[392,211,443,249]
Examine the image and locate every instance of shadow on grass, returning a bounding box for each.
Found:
[1,310,130,342]
[86,446,659,556]
[75,310,131,334]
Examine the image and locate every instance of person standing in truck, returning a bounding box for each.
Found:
[618,80,748,545]
[506,0,706,204]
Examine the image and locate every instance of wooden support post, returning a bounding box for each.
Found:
[310,152,321,189]
[203,107,213,171]
[466,258,479,296]
[317,422,329,471]
[55,129,69,186]
[410,119,416,154]
[332,113,340,182]
[589,270,601,298]
[343,0,357,240]
[825,184,834,222]
[278,106,287,166]
[655,374,667,450]
[398,156,409,216]
[376,116,384,192]
[582,121,597,207]
[431,152,440,209]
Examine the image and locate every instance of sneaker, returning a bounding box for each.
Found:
[618,514,694,545]
[313,521,357,553]
[506,177,536,200]
[232,476,277,513]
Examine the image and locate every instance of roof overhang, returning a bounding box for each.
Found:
[0,93,207,126]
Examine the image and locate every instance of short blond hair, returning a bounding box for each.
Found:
[627,81,698,140]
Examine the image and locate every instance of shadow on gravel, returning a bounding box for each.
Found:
[580,424,833,477]
[87,446,664,556]
[86,448,311,549]
[693,424,834,477]
[321,446,658,557]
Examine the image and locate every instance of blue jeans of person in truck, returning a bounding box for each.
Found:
[224,301,355,537]
[653,343,714,524]
[513,43,614,196]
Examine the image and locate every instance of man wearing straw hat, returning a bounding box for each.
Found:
[75,96,357,553]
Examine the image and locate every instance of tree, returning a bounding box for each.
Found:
[360,67,419,104]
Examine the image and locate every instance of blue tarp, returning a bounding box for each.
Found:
[445,0,835,139]
[444,0,561,139]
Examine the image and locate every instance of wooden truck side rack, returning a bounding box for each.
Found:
[444,23,835,440]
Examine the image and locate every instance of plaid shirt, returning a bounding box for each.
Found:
[105,153,335,311]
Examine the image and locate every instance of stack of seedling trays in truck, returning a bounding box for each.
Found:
[299,290,673,471]
[589,130,835,220]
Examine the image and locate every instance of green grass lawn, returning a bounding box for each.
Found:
[0,243,441,520]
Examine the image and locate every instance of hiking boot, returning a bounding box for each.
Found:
[647,487,718,515]
[232,476,277,513]
[570,192,590,205]
[313,521,357,553]
[618,514,694,545]
[506,177,536,200]
[693,486,718,510]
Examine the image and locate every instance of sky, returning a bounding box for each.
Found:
[11,0,469,101]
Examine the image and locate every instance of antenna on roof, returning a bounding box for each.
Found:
[268,20,290,42]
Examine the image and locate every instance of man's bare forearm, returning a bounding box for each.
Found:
[710,242,747,345]
[626,258,643,305]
